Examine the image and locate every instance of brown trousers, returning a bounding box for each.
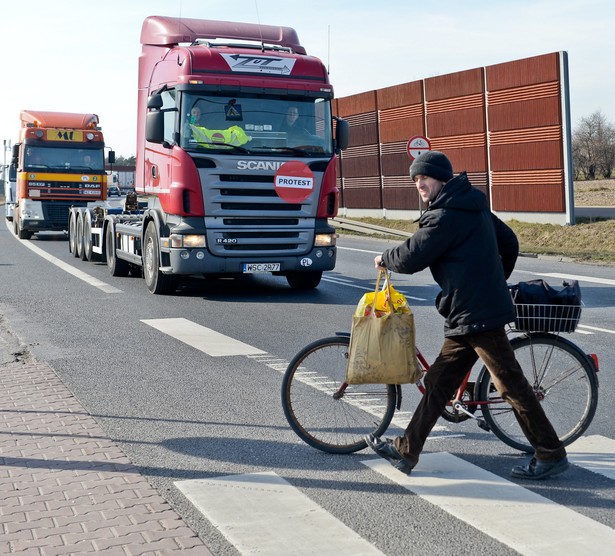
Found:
[395,327,566,464]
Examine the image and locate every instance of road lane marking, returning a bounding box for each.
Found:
[514,269,615,286]
[578,324,615,335]
[10,233,122,294]
[363,452,615,555]
[247,354,451,435]
[175,471,384,556]
[539,272,615,286]
[568,435,615,480]
[141,317,265,356]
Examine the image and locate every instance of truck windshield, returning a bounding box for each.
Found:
[180,94,333,156]
[24,146,105,172]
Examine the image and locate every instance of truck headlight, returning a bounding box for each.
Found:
[315,233,336,247]
[169,234,206,248]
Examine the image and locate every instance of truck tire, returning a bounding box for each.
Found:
[286,270,322,290]
[143,222,177,295]
[16,215,33,240]
[68,210,79,257]
[76,212,87,261]
[105,223,129,277]
[82,210,96,261]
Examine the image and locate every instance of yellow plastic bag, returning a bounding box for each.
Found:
[346,270,419,385]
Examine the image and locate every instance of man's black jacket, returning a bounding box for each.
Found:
[382,172,519,336]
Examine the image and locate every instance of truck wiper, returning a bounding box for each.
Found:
[253,146,312,155]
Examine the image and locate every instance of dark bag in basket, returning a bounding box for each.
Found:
[510,279,582,332]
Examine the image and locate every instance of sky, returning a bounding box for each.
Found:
[1,0,614,158]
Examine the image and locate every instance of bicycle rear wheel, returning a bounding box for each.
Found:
[281,336,397,454]
[478,333,598,453]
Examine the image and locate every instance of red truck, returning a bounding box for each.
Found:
[71,15,348,294]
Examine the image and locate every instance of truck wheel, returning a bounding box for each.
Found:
[143,222,177,295]
[82,210,95,261]
[68,210,79,257]
[16,216,33,240]
[75,211,85,258]
[286,271,322,290]
[105,223,129,277]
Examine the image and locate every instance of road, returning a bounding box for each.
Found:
[1,220,615,555]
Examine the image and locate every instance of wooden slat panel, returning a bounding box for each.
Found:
[490,142,563,171]
[336,91,377,117]
[381,153,411,176]
[488,82,559,105]
[487,52,559,91]
[377,81,423,110]
[379,115,425,143]
[340,156,380,178]
[427,107,486,137]
[346,121,379,147]
[425,68,484,101]
[343,187,382,209]
[488,97,562,131]
[491,183,564,212]
[383,185,418,210]
[491,169,563,186]
[489,125,561,145]
[427,144,488,174]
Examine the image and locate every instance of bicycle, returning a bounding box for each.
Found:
[281,297,600,455]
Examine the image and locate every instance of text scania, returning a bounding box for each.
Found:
[236,160,285,171]
[275,176,313,189]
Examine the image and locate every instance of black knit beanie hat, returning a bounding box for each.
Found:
[409,150,454,182]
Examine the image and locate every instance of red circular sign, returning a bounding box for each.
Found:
[406,136,431,159]
[274,161,315,203]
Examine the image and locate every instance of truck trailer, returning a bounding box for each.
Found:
[70,15,349,294]
[13,111,113,239]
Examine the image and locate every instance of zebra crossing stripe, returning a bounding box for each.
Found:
[175,471,384,555]
[567,435,615,480]
[363,452,615,555]
[141,318,266,356]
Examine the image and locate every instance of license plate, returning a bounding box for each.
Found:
[243,262,280,273]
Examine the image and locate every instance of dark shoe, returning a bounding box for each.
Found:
[365,434,415,475]
[510,456,569,480]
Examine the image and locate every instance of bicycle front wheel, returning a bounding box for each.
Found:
[281,336,397,454]
[478,333,598,453]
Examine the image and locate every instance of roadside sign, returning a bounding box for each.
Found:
[406,136,431,159]
[274,161,315,203]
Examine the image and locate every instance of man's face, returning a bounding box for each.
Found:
[286,107,298,124]
[414,175,445,204]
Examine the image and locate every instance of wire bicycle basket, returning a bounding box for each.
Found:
[511,302,582,333]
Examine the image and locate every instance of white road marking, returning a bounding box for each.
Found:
[538,272,615,286]
[578,324,615,335]
[175,471,385,556]
[141,317,266,356]
[567,435,615,480]
[363,451,615,556]
[11,233,122,294]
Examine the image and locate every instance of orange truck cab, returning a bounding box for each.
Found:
[12,110,113,239]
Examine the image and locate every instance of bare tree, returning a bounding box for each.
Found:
[572,110,615,179]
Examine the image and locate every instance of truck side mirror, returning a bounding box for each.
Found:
[146,93,165,143]
[147,94,164,110]
[108,150,116,164]
[146,112,164,143]
[335,118,349,152]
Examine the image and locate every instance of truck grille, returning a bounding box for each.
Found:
[201,162,323,258]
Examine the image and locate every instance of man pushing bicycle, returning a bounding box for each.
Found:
[367,150,569,480]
